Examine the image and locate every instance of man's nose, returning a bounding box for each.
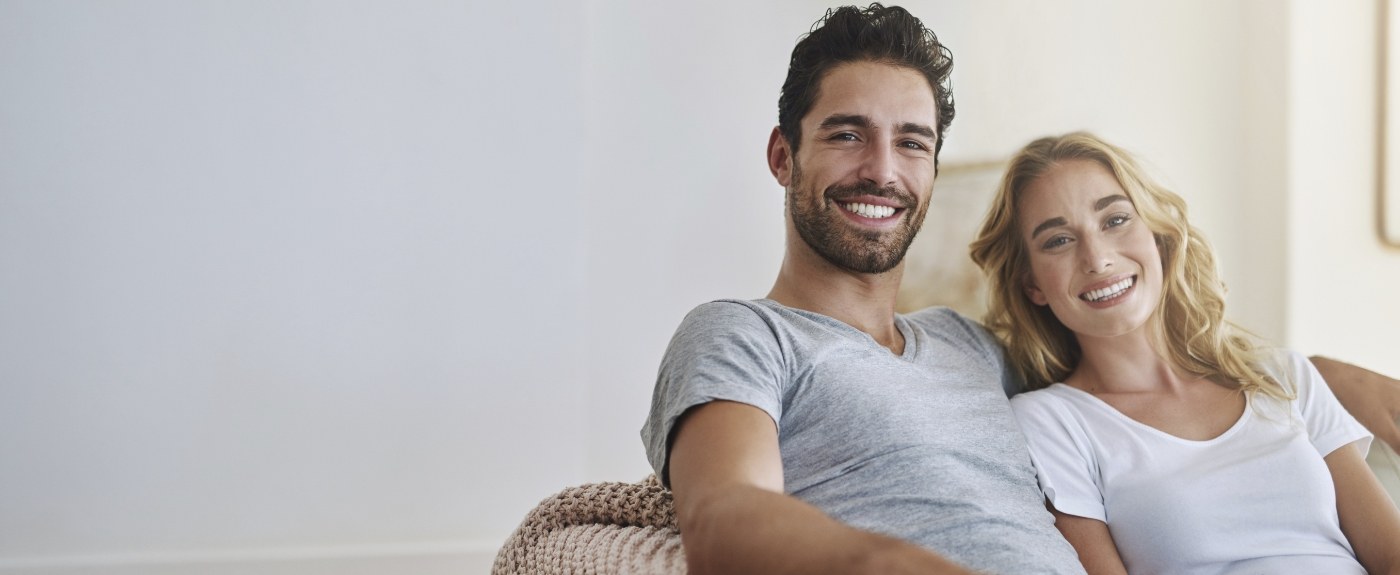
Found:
[857,142,897,187]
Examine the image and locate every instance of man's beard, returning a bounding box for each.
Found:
[787,162,928,274]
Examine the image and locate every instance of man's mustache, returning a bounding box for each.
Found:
[824,181,916,208]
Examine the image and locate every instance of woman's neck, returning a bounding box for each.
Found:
[1067,328,1195,394]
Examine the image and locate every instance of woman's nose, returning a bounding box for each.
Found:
[1081,237,1113,274]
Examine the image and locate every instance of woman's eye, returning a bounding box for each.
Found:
[1042,236,1071,250]
[1106,214,1131,228]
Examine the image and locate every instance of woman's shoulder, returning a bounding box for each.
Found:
[1250,347,1313,394]
[1010,384,1080,418]
[1254,346,1308,371]
[1009,384,1108,449]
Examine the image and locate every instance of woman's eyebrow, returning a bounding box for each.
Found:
[1096,194,1130,211]
[1030,217,1068,240]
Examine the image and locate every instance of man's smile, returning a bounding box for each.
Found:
[837,200,901,220]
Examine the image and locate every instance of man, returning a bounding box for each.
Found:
[641,5,1400,574]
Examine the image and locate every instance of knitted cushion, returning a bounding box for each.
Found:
[493,475,687,574]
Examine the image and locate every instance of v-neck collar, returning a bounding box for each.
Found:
[756,299,917,361]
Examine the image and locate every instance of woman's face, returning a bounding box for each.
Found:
[1017,159,1163,342]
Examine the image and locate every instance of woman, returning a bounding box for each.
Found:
[969,132,1400,574]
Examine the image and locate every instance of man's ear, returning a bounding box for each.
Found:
[767,126,793,186]
[1024,277,1049,306]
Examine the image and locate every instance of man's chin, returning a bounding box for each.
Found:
[819,248,906,275]
[792,213,914,275]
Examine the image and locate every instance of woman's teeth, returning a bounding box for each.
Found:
[843,202,896,219]
[1082,277,1134,302]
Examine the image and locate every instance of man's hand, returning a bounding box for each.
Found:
[1312,356,1400,451]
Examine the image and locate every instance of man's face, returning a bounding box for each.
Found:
[781,61,939,274]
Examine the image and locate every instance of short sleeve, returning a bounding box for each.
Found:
[1010,391,1107,522]
[640,301,787,486]
[1280,349,1373,458]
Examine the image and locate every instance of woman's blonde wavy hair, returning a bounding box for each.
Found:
[969,132,1290,399]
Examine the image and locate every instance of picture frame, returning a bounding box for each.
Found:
[1381,0,1400,245]
[896,160,1006,318]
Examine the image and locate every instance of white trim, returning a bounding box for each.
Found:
[0,539,501,570]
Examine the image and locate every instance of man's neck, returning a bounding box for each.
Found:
[766,248,906,355]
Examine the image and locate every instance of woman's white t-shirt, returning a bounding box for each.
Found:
[1010,349,1371,575]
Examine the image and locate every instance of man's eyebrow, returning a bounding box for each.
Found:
[1030,217,1067,240]
[816,116,936,141]
[818,114,870,130]
[1095,194,1130,211]
[899,122,936,140]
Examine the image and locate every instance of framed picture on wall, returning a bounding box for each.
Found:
[1383,0,1400,245]
[896,160,1005,317]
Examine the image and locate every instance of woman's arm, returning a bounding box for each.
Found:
[1326,441,1400,575]
[1311,356,1400,451]
[1050,507,1128,575]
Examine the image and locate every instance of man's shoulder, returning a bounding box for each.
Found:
[666,299,791,358]
[678,298,845,339]
[684,298,770,319]
[903,305,978,328]
[903,305,997,348]
[676,299,780,335]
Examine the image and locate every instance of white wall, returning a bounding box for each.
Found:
[0,1,590,572]
[578,0,799,483]
[1,2,1393,574]
[1286,0,1400,376]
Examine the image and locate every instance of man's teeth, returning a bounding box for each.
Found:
[843,202,896,219]
[1082,277,1134,302]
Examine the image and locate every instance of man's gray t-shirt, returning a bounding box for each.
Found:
[642,299,1083,575]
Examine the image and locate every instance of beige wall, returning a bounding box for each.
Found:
[917,0,1288,344]
[924,0,1400,376]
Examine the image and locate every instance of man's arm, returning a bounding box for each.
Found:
[1311,356,1400,451]
[668,400,975,575]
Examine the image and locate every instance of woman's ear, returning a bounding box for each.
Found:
[1024,278,1049,306]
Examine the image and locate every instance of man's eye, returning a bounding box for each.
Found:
[830,132,858,141]
[900,140,928,150]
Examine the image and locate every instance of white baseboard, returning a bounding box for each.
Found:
[0,539,501,575]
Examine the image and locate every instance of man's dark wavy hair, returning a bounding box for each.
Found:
[778,4,955,162]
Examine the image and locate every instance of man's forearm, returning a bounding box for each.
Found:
[677,482,974,575]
